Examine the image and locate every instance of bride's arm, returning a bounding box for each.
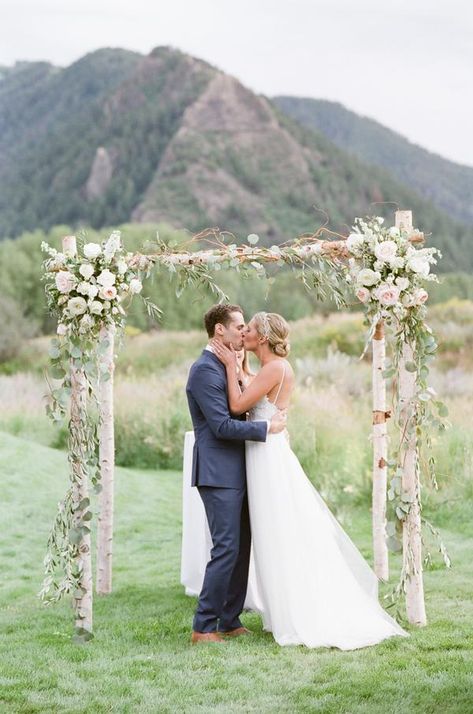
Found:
[211,341,282,415]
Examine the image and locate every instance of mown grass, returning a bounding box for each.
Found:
[1,432,472,713]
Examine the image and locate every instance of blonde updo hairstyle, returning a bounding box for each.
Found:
[253,312,291,358]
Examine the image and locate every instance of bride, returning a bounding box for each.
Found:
[210,311,408,650]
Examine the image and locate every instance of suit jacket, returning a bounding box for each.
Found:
[186,349,267,488]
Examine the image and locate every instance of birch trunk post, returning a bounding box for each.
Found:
[96,325,115,594]
[63,235,93,634]
[372,320,389,581]
[395,210,427,626]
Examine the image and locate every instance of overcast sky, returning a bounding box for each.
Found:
[1,0,472,166]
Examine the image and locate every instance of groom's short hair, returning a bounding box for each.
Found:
[204,304,243,337]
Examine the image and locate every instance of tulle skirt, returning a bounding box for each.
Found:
[245,432,408,649]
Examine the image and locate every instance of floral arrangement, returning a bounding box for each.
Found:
[345,217,450,605]
[41,231,147,340]
[39,231,160,607]
[346,216,440,325]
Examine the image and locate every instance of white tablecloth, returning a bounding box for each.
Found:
[180,431,263,611]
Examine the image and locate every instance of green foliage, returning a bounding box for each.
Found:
[0,295,37,361]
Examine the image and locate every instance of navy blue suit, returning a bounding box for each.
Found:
[186,349,267,632]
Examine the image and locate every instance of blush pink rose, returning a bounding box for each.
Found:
[99,285,117,300]
[55,270,76,294]
[414,288,428,305]
[374,284,400,306]
[356,287,370,303]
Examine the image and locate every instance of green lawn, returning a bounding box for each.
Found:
[1,431,472,713]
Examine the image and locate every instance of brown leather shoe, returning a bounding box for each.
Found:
[220,627,252,638]
[191,631,226,644]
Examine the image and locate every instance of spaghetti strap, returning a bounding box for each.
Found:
[272,362,286,406]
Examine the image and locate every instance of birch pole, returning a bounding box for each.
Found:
[372,320,389,581]
[63,235,93,634]
[96,325,115,594]
[395,210,427,626]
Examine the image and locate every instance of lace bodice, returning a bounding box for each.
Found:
[249,396,280,421]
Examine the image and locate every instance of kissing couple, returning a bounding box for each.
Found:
[185,304,407,649]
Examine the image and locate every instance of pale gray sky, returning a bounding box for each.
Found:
[1,0,472,166]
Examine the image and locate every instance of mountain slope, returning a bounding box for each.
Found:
[0,47,471,271]
[273,96,473,226]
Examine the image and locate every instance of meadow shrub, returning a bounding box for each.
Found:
[0,296,37,363]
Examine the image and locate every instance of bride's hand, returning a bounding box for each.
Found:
[210,339,237,368]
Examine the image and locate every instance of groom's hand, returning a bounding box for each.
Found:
[269,409,287,434]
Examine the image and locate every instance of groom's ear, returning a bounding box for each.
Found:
[214,322,224,337]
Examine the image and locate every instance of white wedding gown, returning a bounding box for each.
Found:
[245,395,408,649]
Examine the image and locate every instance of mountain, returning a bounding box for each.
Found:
[0,47,471,271]
[273,96,473,227]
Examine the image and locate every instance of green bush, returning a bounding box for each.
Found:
[0,295,37,362]
[114,407,191,470]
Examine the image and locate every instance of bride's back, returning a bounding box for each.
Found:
[266,359,294,410]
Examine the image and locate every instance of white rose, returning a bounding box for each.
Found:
[79,314,95,333]
[99,285,117,300]
[79,263,94,280]
[407,256,430,277]
[402,293,416,307]
[77,281,91,296]
[395,277,410,291]
[356,287,370,303]
[413,287,429,305]
[357,268,381,287]
[373,260,384,272]
[56,323,68,336]
[374,283,401,306]
[129,278,143,294]
[89,300,104,315]
[83,243,102,259]
[117,260,128,275]
[374,240,397,263]
[67,296,87,316]
[97,269,116,287]
[55,270,76,294]
[346,233,364,253]
[88,285,99,298]
[391,256,405,270]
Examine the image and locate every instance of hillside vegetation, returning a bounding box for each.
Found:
[1,47,472,270]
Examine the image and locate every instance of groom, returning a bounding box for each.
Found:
[186,304,286,643]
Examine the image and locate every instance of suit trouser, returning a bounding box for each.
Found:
[193,485,251,632]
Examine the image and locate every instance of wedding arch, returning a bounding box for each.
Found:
[39,210,448,642]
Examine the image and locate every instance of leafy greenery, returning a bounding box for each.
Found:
[2,223,473,359]
[0,295,36,361]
